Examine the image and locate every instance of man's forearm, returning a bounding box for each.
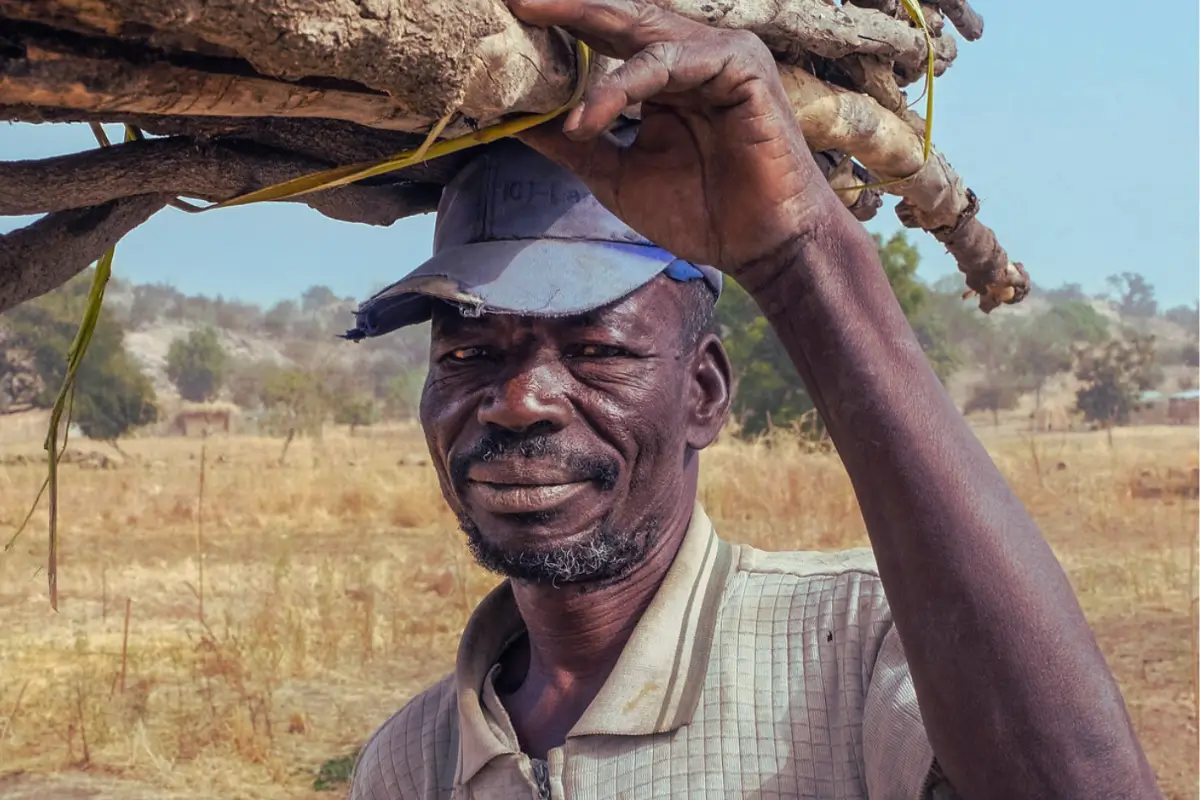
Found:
[739,207,1159,799]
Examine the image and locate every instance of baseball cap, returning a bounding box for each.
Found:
[342,129,722,341]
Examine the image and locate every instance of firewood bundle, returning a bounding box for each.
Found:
[0,0,1029,316]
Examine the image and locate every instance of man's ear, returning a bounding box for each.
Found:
[687,333,733,450]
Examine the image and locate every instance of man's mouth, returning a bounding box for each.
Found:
[465,480,592,515]
[464,462,596,515]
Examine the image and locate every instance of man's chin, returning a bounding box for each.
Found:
[457,508,656,587]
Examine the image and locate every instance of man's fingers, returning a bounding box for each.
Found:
[567,45,679,140]
[507,0,706,60]
[567,38,778,141]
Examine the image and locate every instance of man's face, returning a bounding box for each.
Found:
[419,276,730,586]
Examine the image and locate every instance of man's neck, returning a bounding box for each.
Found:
[498,483,698,757]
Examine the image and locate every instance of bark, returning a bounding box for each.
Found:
[0,136,442,223]
[0,196,168,312]
[780,64,1028,310]
[0,0,1027,314]
[933,0,983,41]
[0,0,578,123]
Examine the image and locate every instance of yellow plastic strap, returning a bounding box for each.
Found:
[6,122,138,609]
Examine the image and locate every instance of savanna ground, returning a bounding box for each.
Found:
[0,418,1196,799]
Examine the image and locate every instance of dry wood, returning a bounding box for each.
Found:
[0,0,1028,314]
[0,0,578,123]
[933,0,983,41]
[780,64,1028,309]
[0,136,442,222]
[0,195,168,314]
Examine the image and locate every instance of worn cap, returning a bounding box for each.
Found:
[343,131,722,340]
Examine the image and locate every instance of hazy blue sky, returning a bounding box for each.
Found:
[3,2,1197,308]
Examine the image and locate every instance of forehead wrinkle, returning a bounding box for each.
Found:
[429,277,682,343]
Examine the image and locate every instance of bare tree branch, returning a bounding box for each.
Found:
[0,0,1020,311]
[780,63,1027,310]
[0,136,442,223]
[0,196,168,314]
[933,0,983,41]
[0,41,444,135]
[0,0,578,123]
[0,110,475,186]
[663,0,956,73]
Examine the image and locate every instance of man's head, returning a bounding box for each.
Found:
[347,136,731,586]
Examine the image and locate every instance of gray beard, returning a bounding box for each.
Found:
[459,512,659,587]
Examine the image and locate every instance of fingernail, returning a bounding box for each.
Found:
[563,104,585,135]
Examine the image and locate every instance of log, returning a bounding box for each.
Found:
[0,0,1029,315]
[0,196,169,313]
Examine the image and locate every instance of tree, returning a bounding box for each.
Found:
[165,327,230,402]
[1,271,158,441]
[333,392,379,435]
[1106,272,1158,319]
[1005,301,1110,411]
[302,285,339,314]
[259,366,331,438]
[1,1,1030,323]
[1073,332,1159,426]
[263,300,299,337]
[963,379,1022,427]
[1163,303,1198,331]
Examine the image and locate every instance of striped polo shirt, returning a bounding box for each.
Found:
[349,502,954,799]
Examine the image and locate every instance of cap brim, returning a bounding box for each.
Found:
[346,240,681,340]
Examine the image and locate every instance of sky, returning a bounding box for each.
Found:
[2,2,1198,309]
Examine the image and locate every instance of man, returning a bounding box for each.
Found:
[346,1,1159,798]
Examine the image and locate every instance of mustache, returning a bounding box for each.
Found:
[450,431,620,492]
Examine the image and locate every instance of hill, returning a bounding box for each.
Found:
[1,251,1196,442]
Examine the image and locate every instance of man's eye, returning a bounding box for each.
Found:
[574,344,628,358]
[444,346,488,362]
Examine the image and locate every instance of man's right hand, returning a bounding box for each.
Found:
[510,0,850,279]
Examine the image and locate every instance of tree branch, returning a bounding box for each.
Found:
[0,41,444,134]
[0,110,475,186]
[0,0,578,124]
[933,0,983,41]
[780,64,1027,310]
[663,0,957,73]
[0,136,442,223]
[0,196,168,314]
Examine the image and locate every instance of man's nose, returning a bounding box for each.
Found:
[477,363,572,433]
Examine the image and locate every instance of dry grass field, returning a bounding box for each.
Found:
[0,419,1196,799]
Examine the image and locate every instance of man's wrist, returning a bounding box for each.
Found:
[733,199,874,318]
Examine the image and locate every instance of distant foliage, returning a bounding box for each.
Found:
[333,392,379,432]
[1073,332,1159,425]
[1106,272,1158,319]
[963,380,1022,426]
[1006,301,1111,408]
[256,366,331,437]
[0,270,157,439]
[165,327,230,402]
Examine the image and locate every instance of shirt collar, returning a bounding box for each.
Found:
[453,501,734,784]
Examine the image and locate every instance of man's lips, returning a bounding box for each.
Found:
[465,480,591,515]
[466,461,587,487]
[464,461,597,515]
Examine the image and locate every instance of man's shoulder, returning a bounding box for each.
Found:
[722,542,893,633]
[349,674,458,800]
